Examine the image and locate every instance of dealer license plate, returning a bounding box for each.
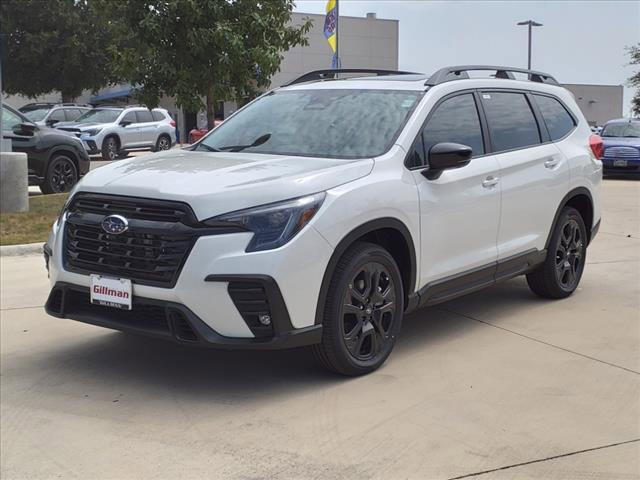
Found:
[613,159,628,167]
[90,275,132,310]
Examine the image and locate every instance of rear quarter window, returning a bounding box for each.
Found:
[152,111,166,121]
[533,94,575,141]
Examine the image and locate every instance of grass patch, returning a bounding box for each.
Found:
[0,194,68,246]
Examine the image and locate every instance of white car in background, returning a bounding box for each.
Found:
[56,106,176,160]
[44,66,602,376]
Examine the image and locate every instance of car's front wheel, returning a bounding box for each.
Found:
[312,242,404,376]
[101,136,119,161]
[526,206,587,299]
[40,154,78,194]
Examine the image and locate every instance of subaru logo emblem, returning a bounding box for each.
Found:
[101,215,129,235]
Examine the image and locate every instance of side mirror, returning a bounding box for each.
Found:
[119,121,131,127]
[46,119,59,127]
[422,142,473,180]
[12,122,37,137]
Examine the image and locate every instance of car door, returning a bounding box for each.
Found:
[118,111,139,148]
[135,110,156,146]
[479,90,571,262]
[408,92,501,295]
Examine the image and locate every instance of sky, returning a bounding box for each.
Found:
[294,0,640,116]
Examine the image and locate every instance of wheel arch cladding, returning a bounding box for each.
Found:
[546,187,594,248]
[315,218,417,325]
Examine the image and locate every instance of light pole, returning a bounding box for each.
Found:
[517,20,543,70]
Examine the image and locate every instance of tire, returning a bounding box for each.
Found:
[101,136,119,161]
[116,151,130,159]
[154,134,171,152]
[526,206,587,299]
[312,242,404,376]
[40,154,78,194]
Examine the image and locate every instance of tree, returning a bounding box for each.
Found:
[101,0,312,128]
[0,0,116,102]
[627,43,640,117]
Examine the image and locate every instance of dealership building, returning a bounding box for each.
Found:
[3,12,625,139]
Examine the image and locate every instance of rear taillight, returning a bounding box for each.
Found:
[170,120,176,127]
[589,134,603,160]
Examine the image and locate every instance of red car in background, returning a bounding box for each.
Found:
[188,119,223,143]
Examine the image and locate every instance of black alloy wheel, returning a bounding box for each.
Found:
[554,218,584,291]
[41,155,78,194]
[156,135,171,151]
[341,262,397,361]
[527,206,587,299]
[313,242,404,375]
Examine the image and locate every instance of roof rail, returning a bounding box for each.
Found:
[425,65,559,86]
[284,68,419,86]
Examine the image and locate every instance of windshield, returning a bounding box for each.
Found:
[600,122,640,138]
[75,109,121,124]
[20,107,50,122]
[197,89,423,158]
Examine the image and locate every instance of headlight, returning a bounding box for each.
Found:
[85,128,102,136]
[205,192,326,252]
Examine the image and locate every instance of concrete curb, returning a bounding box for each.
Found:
[0,242,45,257]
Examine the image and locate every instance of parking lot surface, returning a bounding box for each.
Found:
[2,179,639,479]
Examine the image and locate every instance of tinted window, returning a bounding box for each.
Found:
[65,108,82,121]
[407,134,426,168]
[76,108,122,123]
[152,111,165,121]
[49,109,66,122]
[534,95,575,140]
[121,112,137,124]
[601,122,640,138]
[2,108,23,130]
[482,92,541,151]
[136,110,153,123]
[197,89,422,158]
[421,94,484,162]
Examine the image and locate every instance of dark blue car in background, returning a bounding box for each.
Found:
[600,118,640,175]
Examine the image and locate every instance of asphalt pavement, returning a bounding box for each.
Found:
[2,179,639,479]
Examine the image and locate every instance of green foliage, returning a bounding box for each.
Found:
[100,0,312,123]
[628,43,640,117]
[0,0,116,101]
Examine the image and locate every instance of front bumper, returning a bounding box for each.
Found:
[45,213,334,348]
[45,281,321,349]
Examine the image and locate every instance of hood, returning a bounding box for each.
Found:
[75,150,374,219]
[602,136,640,147]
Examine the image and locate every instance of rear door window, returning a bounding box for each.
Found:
[152,111,165,121]
[533,94,575,141]
[135,110,153,123]
[481,92,541,152]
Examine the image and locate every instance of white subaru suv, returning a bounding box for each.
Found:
[44,66,603,375]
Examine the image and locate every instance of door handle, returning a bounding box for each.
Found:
[482,176,499,188]
[544,158,560,169]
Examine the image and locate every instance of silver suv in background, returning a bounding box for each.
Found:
[19,103,92,127]
[56,106,176,160]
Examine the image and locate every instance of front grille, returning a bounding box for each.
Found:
[63,194,199,287]
[603,146,640,159]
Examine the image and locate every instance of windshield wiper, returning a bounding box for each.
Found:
[196,143,220,152]
[217,133,271,152]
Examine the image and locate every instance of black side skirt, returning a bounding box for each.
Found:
[406,249,546,312]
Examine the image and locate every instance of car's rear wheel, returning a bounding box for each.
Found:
[312,242,404,376]
[155,134,171,152]
[101,136,119,161]
[40,155,78,194]
[526,206,587,299]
